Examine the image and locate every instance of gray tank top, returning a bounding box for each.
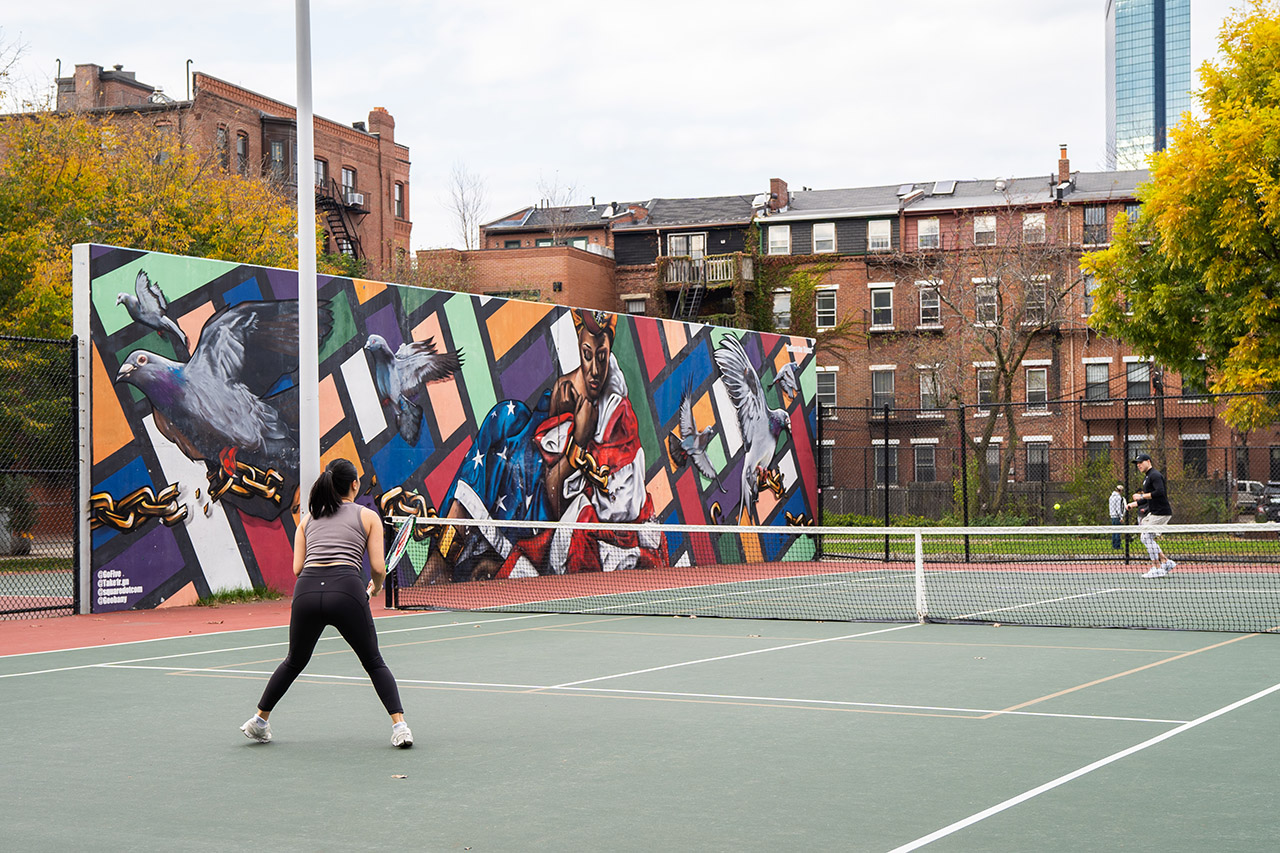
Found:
[303,502,367,570]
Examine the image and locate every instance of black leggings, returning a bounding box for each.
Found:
[257,566,403,715]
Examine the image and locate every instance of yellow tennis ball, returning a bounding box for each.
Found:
[1053,503,1061,510]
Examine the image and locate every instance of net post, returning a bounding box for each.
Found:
[914,530,927,622]
[958,403,971,563]
[883,404,890,562]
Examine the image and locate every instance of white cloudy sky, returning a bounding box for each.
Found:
[4,0,1243,250]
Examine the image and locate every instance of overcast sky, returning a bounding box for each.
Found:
[4,0,1243,250]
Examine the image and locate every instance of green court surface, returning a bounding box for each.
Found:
[2,612,1278,852]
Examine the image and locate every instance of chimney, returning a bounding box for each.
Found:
[1058,144,1071,185]
[769,178,789,211]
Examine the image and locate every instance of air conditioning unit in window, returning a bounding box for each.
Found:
[345,191,365,206]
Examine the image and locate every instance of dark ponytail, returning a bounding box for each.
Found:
[308,458,359,518]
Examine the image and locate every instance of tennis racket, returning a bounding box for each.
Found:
[385,515,416,574]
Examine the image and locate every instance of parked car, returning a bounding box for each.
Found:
[1237,480,1266,512]
[1256,482,1280,522]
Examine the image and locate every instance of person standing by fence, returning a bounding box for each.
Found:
[1126,454,1176,578]
[1109,484,1125,550]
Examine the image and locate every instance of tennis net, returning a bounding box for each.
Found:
[387,517,1280,634]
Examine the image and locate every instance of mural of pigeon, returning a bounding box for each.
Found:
[668,388,726,492]
[117,270,190,359]
[364,334,465,445]
[772,361,799,404]
[713,335,791,524]
[114,300,331,478]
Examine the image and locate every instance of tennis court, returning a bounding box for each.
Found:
[3,606,1278,851]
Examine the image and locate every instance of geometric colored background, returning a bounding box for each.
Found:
[80,245,817,612]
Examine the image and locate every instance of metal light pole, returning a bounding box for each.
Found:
[296,0,320,498]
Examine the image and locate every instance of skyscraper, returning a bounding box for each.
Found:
[1105,0,1192,170]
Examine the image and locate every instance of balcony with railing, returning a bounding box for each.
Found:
[663,253,754,285]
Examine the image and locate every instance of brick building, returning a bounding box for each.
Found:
[449,148,1280,516]
[54,63,411,276]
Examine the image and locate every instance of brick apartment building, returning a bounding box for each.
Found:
[54,63,411,276]
[435,147,1280,513]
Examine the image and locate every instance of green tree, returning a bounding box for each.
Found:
[1084,1,1280,430]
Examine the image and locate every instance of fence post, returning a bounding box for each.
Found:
[1123,394,1131,565]
[958,403,971,563]
[883,404,890,562]
[70,335,80,616]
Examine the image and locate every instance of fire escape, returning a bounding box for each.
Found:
[315,178,368,259]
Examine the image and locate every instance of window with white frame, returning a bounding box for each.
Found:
[812,223,836,253]
[914,445,936,482]
[1125,202,1141,224]
[624,297,647,315]
[918,282,941,326]
[1023,212,1046,243]
[917,217,940,249]
[816,370,837,417]
[816,290,837,328]
[874,444,898,485]
[871,369,895,411]
[1026,442,1049,481]
[1127,362,1151,398]
[868,219,891,251]
[772,291,791,330]
[919,370,940,411]
[819,441,834,486]
[870,287,893,328]
[1085,439,1111,465]
[1025,276,1048,325]
[1026,368,1048,410]
[975,281,998,324]
[314,158,328,188]
[669,233,706,259]
[768,225,791,255]
[977,368,995,409]
[1085,363,1110,400]
[986,443,1002,483]
[341,166,356,194]
[973,214,996,246]
[1083,273,1099,315]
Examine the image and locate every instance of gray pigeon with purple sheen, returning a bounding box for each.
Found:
[114,300,329,477]
[674,388,726,492]
[771,361,799,402]
[364,334,464,445]
[117,270,190,359]
[713,335,791,524]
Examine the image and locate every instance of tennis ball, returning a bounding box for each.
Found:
[1053,503,1061,510]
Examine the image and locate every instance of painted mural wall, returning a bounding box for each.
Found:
[77,245,818,612]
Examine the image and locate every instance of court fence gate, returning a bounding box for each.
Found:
[0,335,78,619]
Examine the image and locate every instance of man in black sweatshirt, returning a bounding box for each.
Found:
[1126,453,1176,578]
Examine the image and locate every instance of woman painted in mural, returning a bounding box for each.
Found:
[419,308,666,584]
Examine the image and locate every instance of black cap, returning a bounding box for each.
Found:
[1132,453,1152,465]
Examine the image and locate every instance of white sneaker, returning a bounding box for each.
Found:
[1162,559,1177,572]
[391,723,414,749]
[240,716,272,743]
[1142,565,1169,579]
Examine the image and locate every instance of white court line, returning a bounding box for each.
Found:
[548,622,922,688]
[956,588,1126,620]
[885,679,1280,853]
[0,613,555,677]
[97,663,1188,724]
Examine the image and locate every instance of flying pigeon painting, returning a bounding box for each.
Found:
[771,361,799,405]
[364,334,465,445]
[114,300,332,481]
[668,388,725,492]
[117,270,190,359]
[713,335,791,524]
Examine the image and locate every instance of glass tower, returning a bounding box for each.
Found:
[1105,0,1191,170]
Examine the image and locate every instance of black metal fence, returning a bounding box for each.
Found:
[817,394,1280,527]
[0,335,78,619]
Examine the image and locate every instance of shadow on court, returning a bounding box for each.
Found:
[2,611,1278,852]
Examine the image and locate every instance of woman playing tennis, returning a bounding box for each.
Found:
[241,458,412,748]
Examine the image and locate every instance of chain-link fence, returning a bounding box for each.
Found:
[817,393,1280,527]
[0,335,78,618]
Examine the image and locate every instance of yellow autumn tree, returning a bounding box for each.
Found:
[1084,0,1280,429]
[0,110,310,337]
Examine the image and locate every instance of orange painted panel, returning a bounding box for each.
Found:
[487,300,555,361]
[92,344,134,464]
[178,301,216,352]
[352,278,386,304]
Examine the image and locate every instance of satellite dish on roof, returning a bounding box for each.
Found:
[995,178,1008,191]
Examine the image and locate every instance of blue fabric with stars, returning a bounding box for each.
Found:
[442,390,554,525]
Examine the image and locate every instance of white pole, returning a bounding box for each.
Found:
[295,0,320,500]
